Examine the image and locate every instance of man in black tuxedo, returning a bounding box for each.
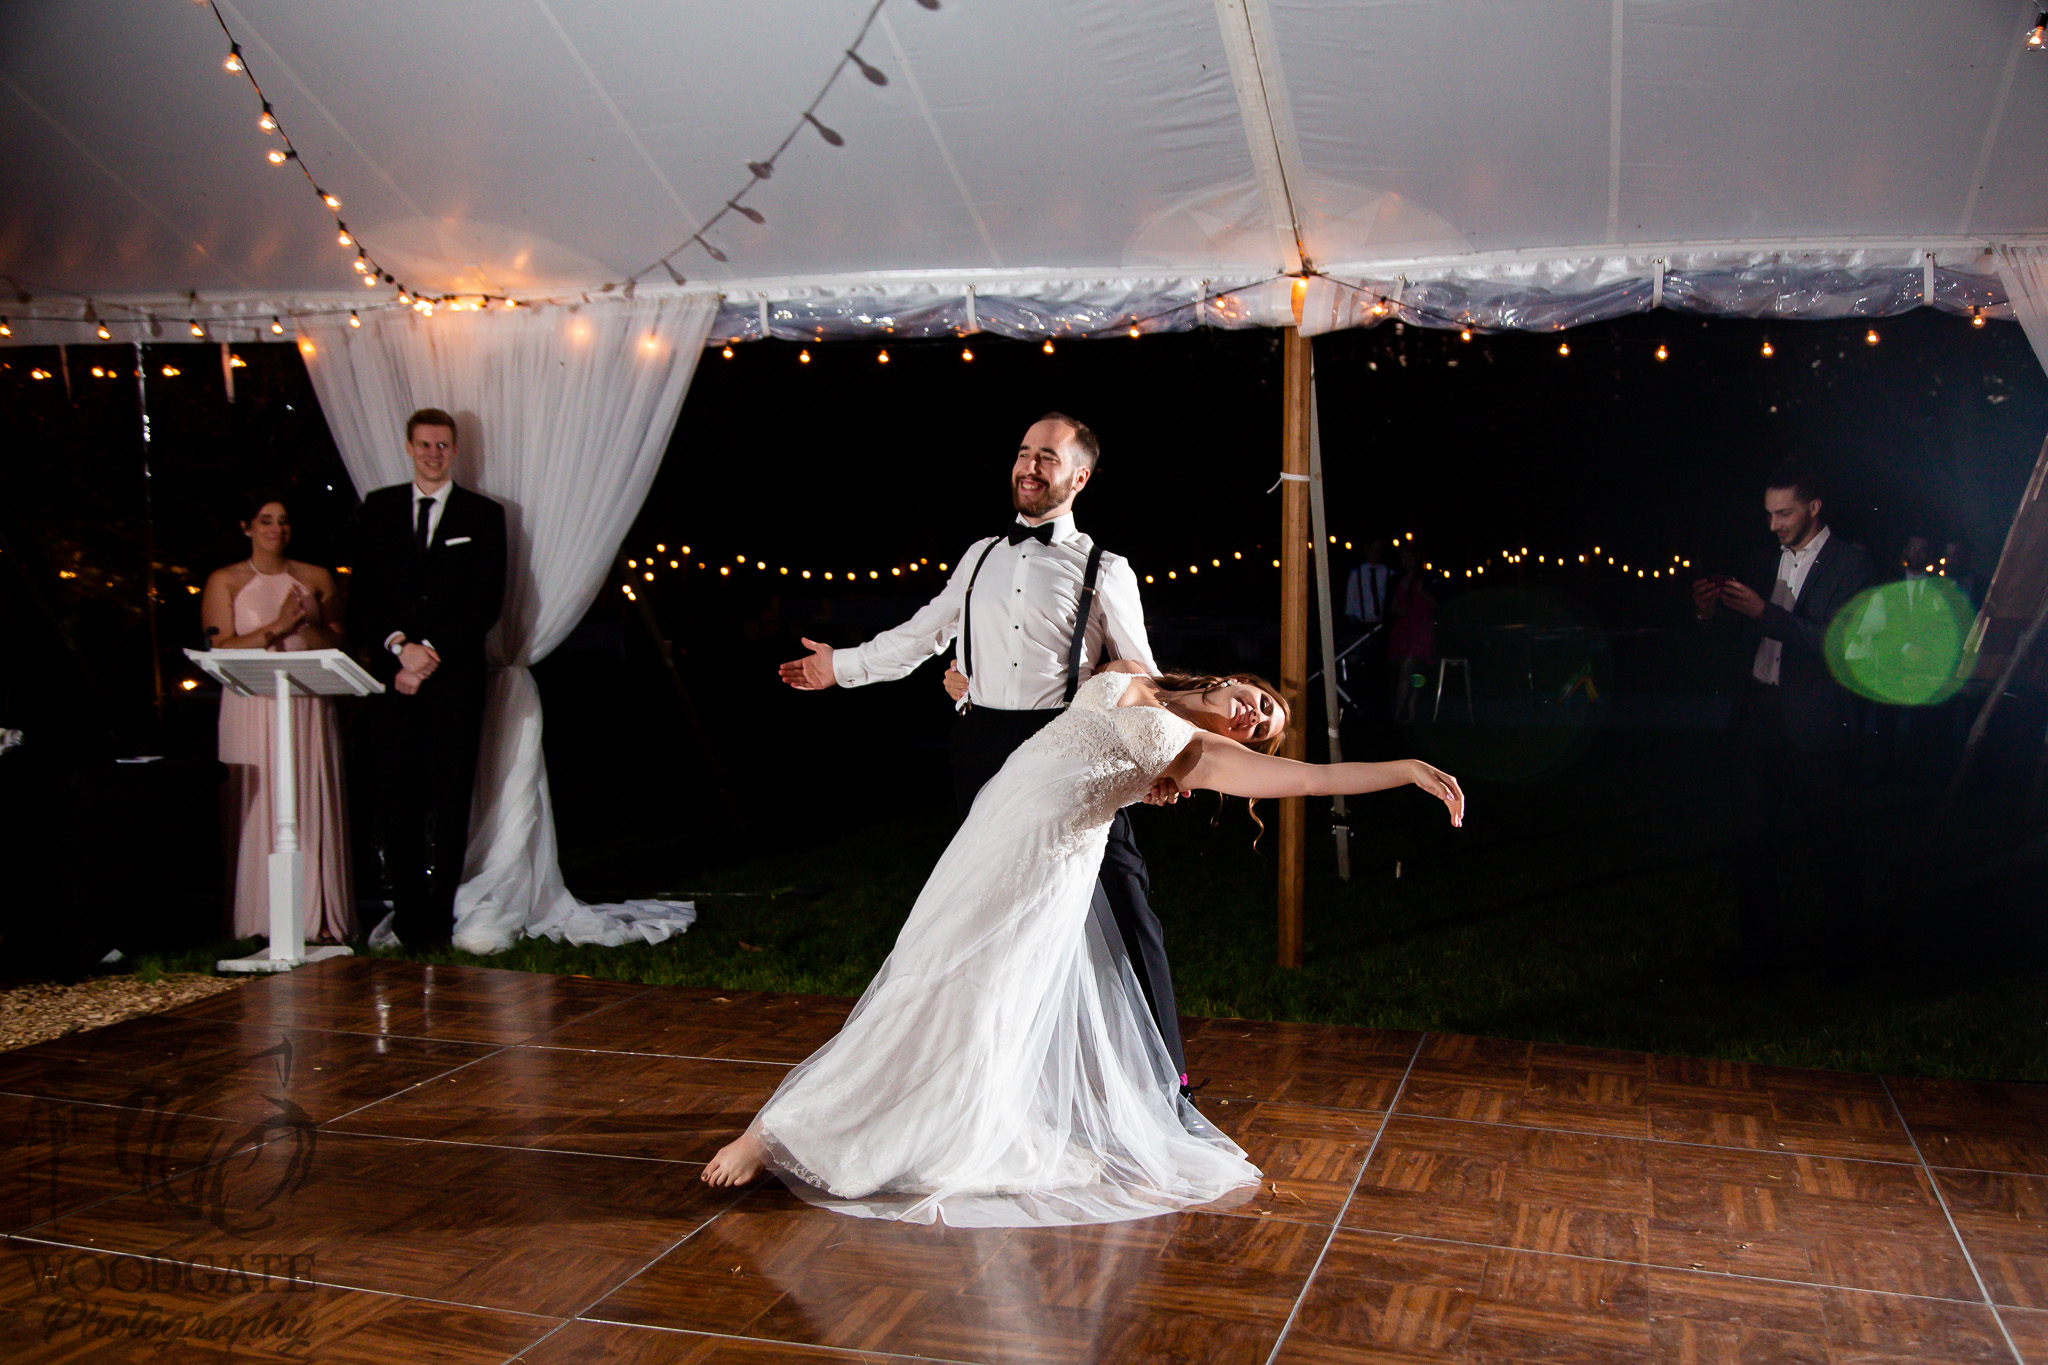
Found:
[349,408,506,948]
[1694,462,1873,967]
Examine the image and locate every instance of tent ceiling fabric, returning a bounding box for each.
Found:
[4,0,2045,344]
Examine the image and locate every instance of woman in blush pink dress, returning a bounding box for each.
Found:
[200,491,355,942]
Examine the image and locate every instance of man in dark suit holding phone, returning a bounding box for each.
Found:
[349,408,506,948]
[1694,462,1873,970]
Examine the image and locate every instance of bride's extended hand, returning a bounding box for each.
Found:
[1142,775,1185,806]
[1405,759,1464,827]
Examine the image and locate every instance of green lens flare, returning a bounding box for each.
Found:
[1825,578,1971,706]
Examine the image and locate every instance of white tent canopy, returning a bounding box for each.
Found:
[5,0,2047,345]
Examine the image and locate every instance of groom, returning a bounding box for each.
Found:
[777,413,1193,1083]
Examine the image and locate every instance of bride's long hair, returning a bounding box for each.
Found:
[1150,668,1291,845]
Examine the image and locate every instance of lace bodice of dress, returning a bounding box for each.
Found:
[1014,671,1199,833]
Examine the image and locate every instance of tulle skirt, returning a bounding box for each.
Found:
[751,746,1259,1227]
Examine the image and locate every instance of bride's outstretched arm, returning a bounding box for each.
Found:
[1167,734,1464,826]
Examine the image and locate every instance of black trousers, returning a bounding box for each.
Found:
[949,705,1187,1076]
[371,671,485,948]
[1730,683,1859,953]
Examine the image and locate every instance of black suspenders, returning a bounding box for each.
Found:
[1063,545,1105,703]
[956,538,1003,679]
[957,537,1106,706]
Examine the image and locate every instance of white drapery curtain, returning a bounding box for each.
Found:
[1996,246,2048,381]
[299,295,717,952]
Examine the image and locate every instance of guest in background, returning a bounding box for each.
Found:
[200,490,354,942]
[347,409,506,949]
[1692,462,1873,972]
[1387,545,1437,723]
[1342,540,1391,707]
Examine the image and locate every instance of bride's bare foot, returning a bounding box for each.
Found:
[702,1134,768,1187]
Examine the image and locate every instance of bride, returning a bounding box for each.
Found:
[703,661,1463,1226]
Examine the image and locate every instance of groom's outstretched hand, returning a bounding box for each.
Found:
[778,638,837,690]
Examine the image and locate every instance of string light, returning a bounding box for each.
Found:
[1128,326,1140,338]
[799,349,812,364]
[189,320,205,338]
[0,318,10,337]
[270,317,284,334]
[348,310,361,328]
[257,105,276,132]
[1971,308,1986,329]
[1459,327,1473,342]
[2029,11,2045,47]
[1042,339,1056,355]
[1760,338,1774,358]
[97,323,112,340]
[229,353,246,368]
[1557,341,1570,357]
[877,349,890,364]
[961,347,974,361]
[1654,343,1668,361]
[1865,328,1880,346]
[722,345,735,359]
[266,148,291,166]
[223,43,243,72]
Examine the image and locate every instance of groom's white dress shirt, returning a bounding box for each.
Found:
[831,513,1156,710]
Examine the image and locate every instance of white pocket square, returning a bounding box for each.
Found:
[444,536,472,546]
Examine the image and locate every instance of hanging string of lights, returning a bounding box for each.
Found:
[608,535,1717,601]
[624,0,941,290]
[193,1,431,313]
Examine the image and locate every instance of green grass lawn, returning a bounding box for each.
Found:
[150,726,2048,1084]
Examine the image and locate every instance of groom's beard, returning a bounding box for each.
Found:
[1012,471,1073,519]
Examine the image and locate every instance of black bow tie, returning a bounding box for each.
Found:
[1007,522,1055,546]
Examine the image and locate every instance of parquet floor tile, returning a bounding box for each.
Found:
[0,1244,558,1364]
[1340,1115,1982,1299]
[590,1186,1323,1363]
[0,1013,491,1125]
[1201,1101,1388,1226]
[526,1320,907,1363]
[1,1093,268,1235]
[24,1130,726,1317]
[1181,1018,1422,1111]
[2005,1306,2048,1364]
[1889,1075,2048,1176]
[1272,1231,2016,1365]
[1931,1167,2048,1310]
[329,1046,788,1162]
[168,957,649,1045]
[527,989,855,1064]
[1646,1055,1918,1162]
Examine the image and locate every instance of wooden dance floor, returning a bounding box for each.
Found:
[5,959,2046,1363]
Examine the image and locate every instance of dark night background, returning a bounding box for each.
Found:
[2,307,2043,938]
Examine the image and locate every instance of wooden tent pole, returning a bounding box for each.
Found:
[1278,326,1311,967]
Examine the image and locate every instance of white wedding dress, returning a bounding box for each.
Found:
[751,671,1261,1226]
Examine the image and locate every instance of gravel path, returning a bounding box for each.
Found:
[0,974,248,1052]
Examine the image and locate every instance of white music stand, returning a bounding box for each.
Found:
[186,648,382,973]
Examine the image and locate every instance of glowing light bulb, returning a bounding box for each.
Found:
[1865,328,1880,346]
[322,193,341,209]
[962,347,974,362]
[223,48,243,72]
[337,228,352,247]
[1654,343,1668,361]
[1761,339,1774,358]
[189,321,204,338]
[266,148,292,167]
[97,323,112,340]
[258,110,277,133]
[877,349,890,364]
[722,345,735,359]
[1557,341,1570,357]
[348,311,361,328]
[1042,339,1055,354]
[1128,326,1140,338]
[1971,309,1986,329]
[0,319,9,337]
[799,349,811,364]
[161,365,180,378]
